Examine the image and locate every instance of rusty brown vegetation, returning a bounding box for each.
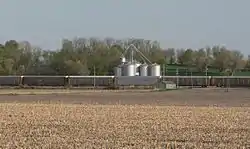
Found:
[0,103,249,149]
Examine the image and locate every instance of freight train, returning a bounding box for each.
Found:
[0,75,249,88]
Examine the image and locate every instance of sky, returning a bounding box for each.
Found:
[0,0,250,55]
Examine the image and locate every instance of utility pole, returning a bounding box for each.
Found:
[162,64,166,76]
[176,68,179,88]
[227,75,229,92]
[93,65,96,89]
[165,63,167,76]
[225,69,230,92]
[205,66,208,87]
[190,69,193,89]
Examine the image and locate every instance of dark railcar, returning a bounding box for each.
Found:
[211,76,250,87]
[0,76,21,86]
[161,76,209,87]
[68,76,114,87]
[22,76,66,86]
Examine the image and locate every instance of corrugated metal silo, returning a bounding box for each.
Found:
[123,62,135,76]
[149,63,161,76]
[119,64,125,76]
[114,67,122,76]
[139,63,148,76]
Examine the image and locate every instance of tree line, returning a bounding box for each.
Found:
[0,38,250,76]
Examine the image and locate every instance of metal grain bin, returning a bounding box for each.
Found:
[122,62,135,76]
[139,63,148,76]
[114,67,122,76]
[148,63,161,76]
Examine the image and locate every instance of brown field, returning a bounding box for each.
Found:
[0,88,249,148]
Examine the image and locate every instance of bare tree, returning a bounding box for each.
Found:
[194,48,207,72]
[228,50,245,75]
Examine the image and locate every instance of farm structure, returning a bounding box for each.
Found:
[113,43,161,77]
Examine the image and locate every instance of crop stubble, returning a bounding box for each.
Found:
[0,103,249,149]
[0,88,249,149]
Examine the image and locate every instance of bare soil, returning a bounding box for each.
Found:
[0,88,249,148]
[0,88,249,107]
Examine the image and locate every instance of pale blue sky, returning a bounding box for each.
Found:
[0,0,250,55]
